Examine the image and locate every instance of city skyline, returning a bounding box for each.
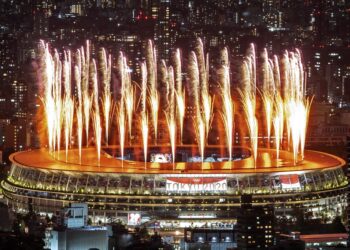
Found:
[0,1,349,250]
[0,0,349,154]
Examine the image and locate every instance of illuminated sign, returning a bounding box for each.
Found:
[150,153,172,163]
[128,213,141,226]
[178,212,216,218]
[166,177,227,192]
[280,174,300,189]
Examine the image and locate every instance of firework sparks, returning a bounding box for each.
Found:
[283,51,312,164]
[219,48,234,161]
[117,103,126,163]
[189,51,204,161]
[119,54,134,143]
[140,62,147,112]
[124,81,135,142]
[239,46,258,164]
[101,48,113,145]
[92,110,102,164]
[195,113,206,164]
[38,39,312,169]
[196,39,213,138]
[141,112,149,164]
[63,96,74,161]
[164,66,177,166]
[261,93,273,144]
[174,49,185,144]
[40,41,55,153]
[146,40,159,142]
[76,104,83,162]
[83,92,92,147]
[273,94,284,160]
[74,51,83,161]
[239,89,258,164]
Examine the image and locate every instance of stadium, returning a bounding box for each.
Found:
[1,145,347,228]
[2,40,347,229]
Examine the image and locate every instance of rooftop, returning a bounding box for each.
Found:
[9,146,345,175]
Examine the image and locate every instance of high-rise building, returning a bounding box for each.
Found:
[153,0,173,62]
[262,0,283,29]
[236,195,275,249]
[0,33,18,117]
[312,0,348,46]
[305,48,349,104]
[0,25,29,152]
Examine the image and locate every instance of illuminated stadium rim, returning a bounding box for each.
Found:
[9,146,346,174]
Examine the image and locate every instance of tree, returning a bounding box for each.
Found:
[332,216,346,233]
[138,226,149,240]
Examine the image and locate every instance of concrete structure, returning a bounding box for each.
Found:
[46,226,112,250]
[63,203,88,228]
[45,203,112,250]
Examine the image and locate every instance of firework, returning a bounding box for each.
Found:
[92,110,102,164]
[76,104,83,162]
[146,40,159,142]
[239,46,258,164]
[164,66,177,166]
[141,112,149,164]
[273,94,284,160]
[239,89,258,164]
[196,39,213,138]
[38,39,312,169]
[117,103,126,163]
[195,112,206,164]
[174,49,185,144]
[219,48,234,161]
[101,48,113,145]
[63,96,74,161]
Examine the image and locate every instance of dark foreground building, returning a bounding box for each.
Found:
[182,227,235,249]
[236,195,275,249]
